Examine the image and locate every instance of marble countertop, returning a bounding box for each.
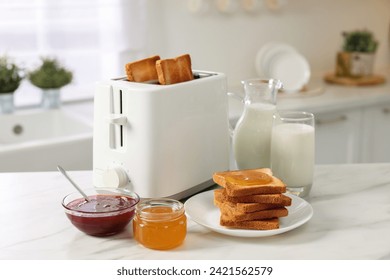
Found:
[1,163,390,260]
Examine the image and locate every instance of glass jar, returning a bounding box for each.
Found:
[133,198,186,250]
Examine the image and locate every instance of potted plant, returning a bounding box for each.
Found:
[29,57,73,109]
[336,30,379,78]
[0,55,23,113]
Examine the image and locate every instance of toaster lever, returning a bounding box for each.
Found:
[108,114,127,125]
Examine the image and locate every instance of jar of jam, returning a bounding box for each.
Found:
[133,198,187,250]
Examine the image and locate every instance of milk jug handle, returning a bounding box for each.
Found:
[226,91,244,138]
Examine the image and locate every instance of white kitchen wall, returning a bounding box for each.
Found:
[143,0,390,87]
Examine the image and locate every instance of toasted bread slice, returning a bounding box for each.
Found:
[213,168,286,196]
[220,205,288,222]
[214,191,287,213]
[213,168,273,186]
[220,216,279,230]
[214,188,292,205]
[156,54,193,85]
[125,55,160,82]
[215,200,283,213]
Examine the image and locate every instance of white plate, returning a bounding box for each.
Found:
[268,51,311,93]
[262,44,297,76]
[255,42,297,77]
[184,190,313,237]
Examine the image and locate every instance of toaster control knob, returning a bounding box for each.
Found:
[102,167,128,188]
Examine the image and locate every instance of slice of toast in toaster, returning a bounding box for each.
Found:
[220,216,279,230]
[125,55,160,82]
[213,168,286,196]
[156,54,194,85]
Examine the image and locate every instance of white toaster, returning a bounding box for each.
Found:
[92,71,230,199]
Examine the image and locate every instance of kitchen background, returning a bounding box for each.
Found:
[0,0,390,172]
[148,0,390,86]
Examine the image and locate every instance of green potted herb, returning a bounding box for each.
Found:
[0,55,23,113]
[29,57,73,109]
[336,30,379,78]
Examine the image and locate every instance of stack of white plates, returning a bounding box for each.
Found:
[255,42,311,93]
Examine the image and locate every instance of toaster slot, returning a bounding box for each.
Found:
[109,89,125,150]
[193,71,216,79]
[119,90,123,147]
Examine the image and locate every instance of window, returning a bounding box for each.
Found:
[0,0,146,104]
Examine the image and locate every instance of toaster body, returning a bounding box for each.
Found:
[93,71,230,199]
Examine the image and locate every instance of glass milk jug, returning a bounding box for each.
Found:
[232,78,282,169]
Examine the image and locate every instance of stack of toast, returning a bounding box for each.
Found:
[125,54,193,85]
[213,168,291,230]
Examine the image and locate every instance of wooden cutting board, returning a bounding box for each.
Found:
[324,73,386,86]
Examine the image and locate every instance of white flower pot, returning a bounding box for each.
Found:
[41,88,61,109]
[336,51,375,78]
[0,92,14,114]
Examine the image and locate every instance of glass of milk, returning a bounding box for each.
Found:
[271,111,315,197]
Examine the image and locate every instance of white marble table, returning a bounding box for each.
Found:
[1,163,390,260]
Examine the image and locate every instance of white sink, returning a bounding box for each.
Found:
[0,109,93,172]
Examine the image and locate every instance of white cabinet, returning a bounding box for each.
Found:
[314,101,390,164]
[361,103,390,163]
[315,109,362,164]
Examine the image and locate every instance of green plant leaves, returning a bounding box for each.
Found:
[28,57,73,89]
[0,56,23,94]
[342,30,378,53]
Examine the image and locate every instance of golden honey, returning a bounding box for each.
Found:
[225,171,272,185]
[133,199,186,250]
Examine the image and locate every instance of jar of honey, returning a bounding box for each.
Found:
[133,198,187,250]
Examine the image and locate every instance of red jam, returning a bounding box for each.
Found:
[65,195,137,236]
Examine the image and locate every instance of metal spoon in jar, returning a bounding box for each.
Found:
[57,165,90,202]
